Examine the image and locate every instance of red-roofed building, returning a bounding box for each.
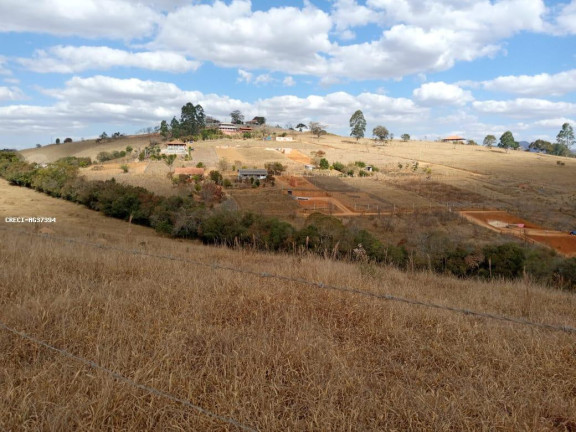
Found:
[442,135,466,143]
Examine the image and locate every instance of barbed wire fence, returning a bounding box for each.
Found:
[2,226,575,335]
[2,225,576,429]
[0,320,258,432]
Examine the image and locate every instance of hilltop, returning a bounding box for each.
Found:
[1,178,576,430]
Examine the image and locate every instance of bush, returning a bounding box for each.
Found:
[354,161,366,168]
[120,164,129,173]
[56,156,92,167]
[482,243,526,279]
[332,161,345,172]
[554,258,576,291]
[319,158,329,169]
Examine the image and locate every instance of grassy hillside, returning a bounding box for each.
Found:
[1,179,576,430]
[19,134,156,164]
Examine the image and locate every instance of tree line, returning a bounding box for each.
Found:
[483,123,574,156]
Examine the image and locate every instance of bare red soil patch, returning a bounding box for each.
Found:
[285,150,312,164]
[461,210,576,257]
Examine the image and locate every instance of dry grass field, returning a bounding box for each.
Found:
[19,134,156,164]
[2,179,576,430]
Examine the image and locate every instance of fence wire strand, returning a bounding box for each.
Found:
[0,319,258,432]
[1,226,575,335]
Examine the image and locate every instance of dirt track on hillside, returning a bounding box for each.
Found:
[461,210,576,257]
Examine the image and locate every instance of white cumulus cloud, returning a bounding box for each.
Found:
[477,69,576,96]
[473,98,576,118]
[413,82,474,106]
[0,86,25,101]
[18,46,200,73]
[0,0,159,39]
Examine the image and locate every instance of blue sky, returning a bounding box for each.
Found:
[1,0,576,149]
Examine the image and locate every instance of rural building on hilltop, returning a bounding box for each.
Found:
[442,135,466,144]
[162,141,188,155]
[218,123,239,135]
[238,169,268,180]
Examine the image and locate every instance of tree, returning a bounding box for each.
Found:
[100,132,109,140]
[372,126,389,141]
[296,123,307,132]
[483,134,496,148]
[319,158,329,169]
[159,120,169,139]
[253,116,266,125]
[55,138,60,144]
[556,123,575,149]
[230,110,244,125]
[551,143,571,157]
[349,110,366,141]
[309,122,327,139]
[180,102,205,136]
[170,117,181,138]
[498,131,518,152]
[401,133,410,142]
[528,139,552,153]
[163,154,177,173]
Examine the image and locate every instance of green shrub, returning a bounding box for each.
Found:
[332,161,345,172]
[482,243,526,279]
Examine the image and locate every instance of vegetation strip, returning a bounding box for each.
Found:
[0,319,258,432]
[3,226,575,335]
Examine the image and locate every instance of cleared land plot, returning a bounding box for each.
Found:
[285,149,312,164]
[394,179,487,206]
[461,210,576,257]
[1,181,576,430]
[229,189,300,216]
[80,161,182,197]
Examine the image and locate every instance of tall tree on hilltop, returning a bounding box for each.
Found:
[556,123,575,149]
[159,120,169,139]
[180,102,205,136]
[349,110,366,141]
[498,131,518,152]
[372,125,389,141]
[483,134,496,148]
[309,122,327,139]
[296,123,307,132]
[170,117,181,138]
[230,110,244,125]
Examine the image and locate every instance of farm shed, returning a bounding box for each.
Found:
[442,135,466,144]
[238,169,268,180]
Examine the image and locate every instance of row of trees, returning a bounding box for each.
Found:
[484,123,574,155]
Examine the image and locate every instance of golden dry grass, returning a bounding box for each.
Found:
[20,134,156,164]
[2,179,576,430]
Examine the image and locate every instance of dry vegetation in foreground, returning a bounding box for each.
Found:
[1,182,576,430]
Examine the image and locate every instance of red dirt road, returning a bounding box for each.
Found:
[461,210,576,257]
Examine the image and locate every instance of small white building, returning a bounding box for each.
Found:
[238,169,268,180]
[162,141,188,155]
